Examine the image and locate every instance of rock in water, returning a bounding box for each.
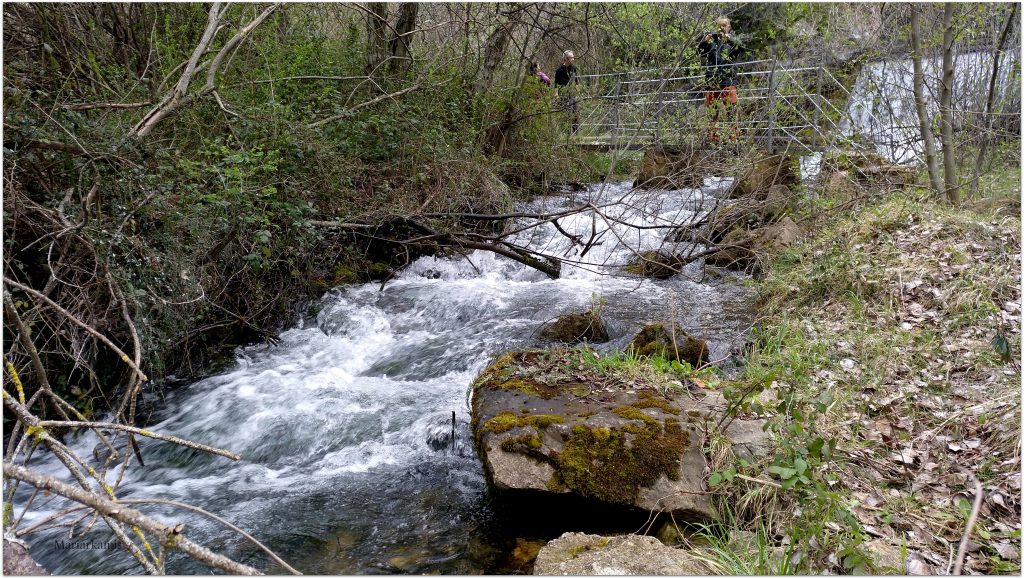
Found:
[634,146,704,190]
[539,310,610,343]
[532,532,711,575]
[470,350,768,520]
[627,323,709,367]
[704,216,803,273]
[726,152,800,199]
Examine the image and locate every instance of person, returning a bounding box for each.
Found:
[554,50,580,134]
[529,61,552,86]
[697,17,743,142]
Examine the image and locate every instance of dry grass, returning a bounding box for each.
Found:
[699,186,1021,574]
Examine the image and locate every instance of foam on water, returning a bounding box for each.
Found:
[14,180,759,574]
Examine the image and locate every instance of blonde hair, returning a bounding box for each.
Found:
[717,17,731,27]
[563,50,575,60]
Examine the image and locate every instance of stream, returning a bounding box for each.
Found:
[13,179,763,574]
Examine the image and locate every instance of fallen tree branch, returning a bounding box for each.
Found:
[62,101,152,111]
[308,83,421,128]
[117,498,301,575]
[36,420,241,461]
[3,462,263,576]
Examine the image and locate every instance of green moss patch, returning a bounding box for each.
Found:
[552,418,690,504]
[483,411,565,434]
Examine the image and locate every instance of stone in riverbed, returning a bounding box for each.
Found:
[539,309,610,344]
[627,323,709,367]
[532,532,711,575]
[470,349,769,521]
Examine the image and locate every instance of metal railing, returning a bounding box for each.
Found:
[566,58,846,153]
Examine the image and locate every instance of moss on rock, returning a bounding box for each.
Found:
[553,418,690,505]
[627,324,709,367]
[539,309,610,344]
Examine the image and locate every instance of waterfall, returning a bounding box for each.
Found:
[842,51,1021,163]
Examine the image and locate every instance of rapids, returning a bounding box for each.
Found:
[12,179,762,574]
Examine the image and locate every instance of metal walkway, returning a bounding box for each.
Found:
[565,58,853,154]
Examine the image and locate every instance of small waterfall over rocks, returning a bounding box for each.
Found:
[843,51,1021,163]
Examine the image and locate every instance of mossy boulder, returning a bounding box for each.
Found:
[821,149,917,187]
[538,309,610,343]
[674,183,798,245]
[726,152,800,199]
[623,251,685,279]
[634,146,704,190]
[705,216,803,273]
[532,532,711,575]
[627,323,709,367]
[470,349,767,520]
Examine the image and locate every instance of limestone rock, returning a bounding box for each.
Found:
[726,153,800,199]
[623,251,685,279]
[533,532,711,575]
[675,183,798,245]
[704,217,803,272]
[539,310,610,344]
[634,147,704,190]
[864,539,906,573]
[627,323,708,368]
[471,350,768,521]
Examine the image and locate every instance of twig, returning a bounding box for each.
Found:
[3,462,263,576]
[36,421,240,461]
[3,278,148,382]
[952,472,983,575]
[119,499,301,575]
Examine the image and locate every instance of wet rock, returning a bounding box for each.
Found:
[533,532,711,575]
[505,538,547,573]
[471,350,767,520]
[726,153,800,199]
[654,520,686,547]
[673,184,798,245]
[623,251,685,279]
[627,323,709,368]
[704,217,803,272]
[539,310,610,344]
[3,538,48,576]
[634,146,704,190]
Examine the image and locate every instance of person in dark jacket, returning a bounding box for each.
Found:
[697,17,743,142]
[554,50,580,134]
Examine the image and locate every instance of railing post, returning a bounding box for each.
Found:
[813,55,824,149]
[612,80,621,149]
[766,55,778,152]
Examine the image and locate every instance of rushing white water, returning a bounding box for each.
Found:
[843,51,1021,163]
[12,180,758,574]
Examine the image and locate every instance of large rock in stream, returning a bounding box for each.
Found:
[726,152,800,199]
[470,350,769,520]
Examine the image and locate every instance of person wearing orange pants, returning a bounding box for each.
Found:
[698,17,744,142]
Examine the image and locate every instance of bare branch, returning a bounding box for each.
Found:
[3,462,264,576]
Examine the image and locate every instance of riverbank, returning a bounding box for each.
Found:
[686,186,1021,574]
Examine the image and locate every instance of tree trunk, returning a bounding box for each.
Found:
[475,8,520,95]
[939,3,958,203]
[388,3,418,74]
[910,5,943,197]
[364,2,390,75]
[969,2,1017,199]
